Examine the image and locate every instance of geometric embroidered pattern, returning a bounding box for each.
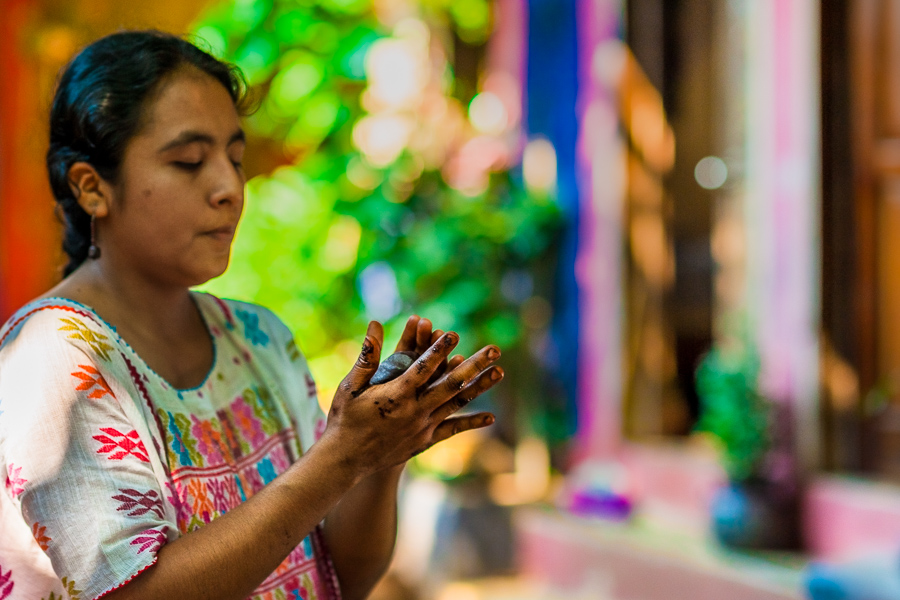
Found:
[93,428,150,463]
[60,577,81,600]
[58,317,113,361]
[32,522,51,551]
[112,489,165,519]
[130,527,167,555]
[0,295,337,599]
[5,464,25,499]
[0,564,12,600]
[71,365,114,400]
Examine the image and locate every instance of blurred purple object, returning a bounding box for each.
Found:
[569,490,633,521]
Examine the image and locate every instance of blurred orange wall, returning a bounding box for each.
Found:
[0,0,217,321]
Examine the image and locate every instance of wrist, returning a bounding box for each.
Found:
[300,432,367,491]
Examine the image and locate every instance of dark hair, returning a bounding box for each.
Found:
[47,30,248,276]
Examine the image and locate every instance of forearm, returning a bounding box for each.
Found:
[324,464,405,600]
[105,437,361,600]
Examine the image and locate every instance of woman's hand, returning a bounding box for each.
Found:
[322,318,503,477]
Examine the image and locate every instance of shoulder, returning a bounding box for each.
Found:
[0,298,116,363]
[0,299,125,428]
[194,292,296,354]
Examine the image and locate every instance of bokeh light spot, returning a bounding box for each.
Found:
[522,138,558,194]
[468,91,508,135]
[695,155,728,190]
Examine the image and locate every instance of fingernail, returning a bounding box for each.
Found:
[488,347,500,359]
[483,415,495,425]
[490,369,502,381]
[446,332,459,344]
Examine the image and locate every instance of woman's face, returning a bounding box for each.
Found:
[101,67,246,288]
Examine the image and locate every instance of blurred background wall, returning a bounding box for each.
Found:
[7,0,900,597]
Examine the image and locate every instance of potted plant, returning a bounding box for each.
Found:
[695,345,800,550]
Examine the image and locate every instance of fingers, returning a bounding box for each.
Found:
[423,344,501,408]
[428,412,496,448]
[425,332,451,385]
[415,319,433,354]
[395,315,421,353]
[395,316,436,356]
[398,331,460,387]
[339,321,384,394]
[429,353,463,383]
[431,366,504,423]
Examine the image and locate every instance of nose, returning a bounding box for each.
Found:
[208,155,245,208]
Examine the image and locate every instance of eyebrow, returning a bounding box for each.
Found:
[158,129,246,153]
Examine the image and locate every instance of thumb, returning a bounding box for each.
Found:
[342,321,384,392]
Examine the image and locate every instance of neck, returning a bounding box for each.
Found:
[44,256,201,339]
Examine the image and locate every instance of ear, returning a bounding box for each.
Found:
[67,162,111,218]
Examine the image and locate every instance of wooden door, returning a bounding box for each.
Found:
[824,0,900,476]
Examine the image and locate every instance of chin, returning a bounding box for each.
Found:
[183,258,231,288]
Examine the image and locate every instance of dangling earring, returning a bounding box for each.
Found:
[88,214,101,259]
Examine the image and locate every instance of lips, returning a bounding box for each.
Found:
[203,225,236,241]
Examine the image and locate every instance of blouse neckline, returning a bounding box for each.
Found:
[29,292,219,394]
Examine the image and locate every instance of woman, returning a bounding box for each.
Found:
[0,30,503,600]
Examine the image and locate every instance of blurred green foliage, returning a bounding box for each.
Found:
[695,347,771,481]
[191,0,563,417]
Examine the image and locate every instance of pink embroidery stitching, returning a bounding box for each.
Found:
[206,477,231,514]
[0,564,13,599]
[130,527,167,554]
[93,428,150,462]
[164,481,193,533]
[5,464,26,499]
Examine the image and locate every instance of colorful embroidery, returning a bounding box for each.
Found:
[93,428,150,462]
[217,409,249,459]
[286,339,301,362]
[113,488,165,520]
[32,521,52,550]
[244,466,265,495]
[304,373,317,399]
[0,296,338,599]
[159,410,203,467]
[5,464,25,499]
[190,416,227,466]
[60,577,81,600]
[206,477,232,514]
[187,479,214,522]
[165,480,193,533]
[258,457,278,485]
[71,364,114,400]
[247,386,280,436]
[130,527,167,555]
[236,309,270,347]
[58,317,113,361]
[0,564,13,600]
[231,396,266,448]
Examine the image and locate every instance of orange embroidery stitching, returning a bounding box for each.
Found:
[71,365,114,400]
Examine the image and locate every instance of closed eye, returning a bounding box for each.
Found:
[174,161,202,171]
